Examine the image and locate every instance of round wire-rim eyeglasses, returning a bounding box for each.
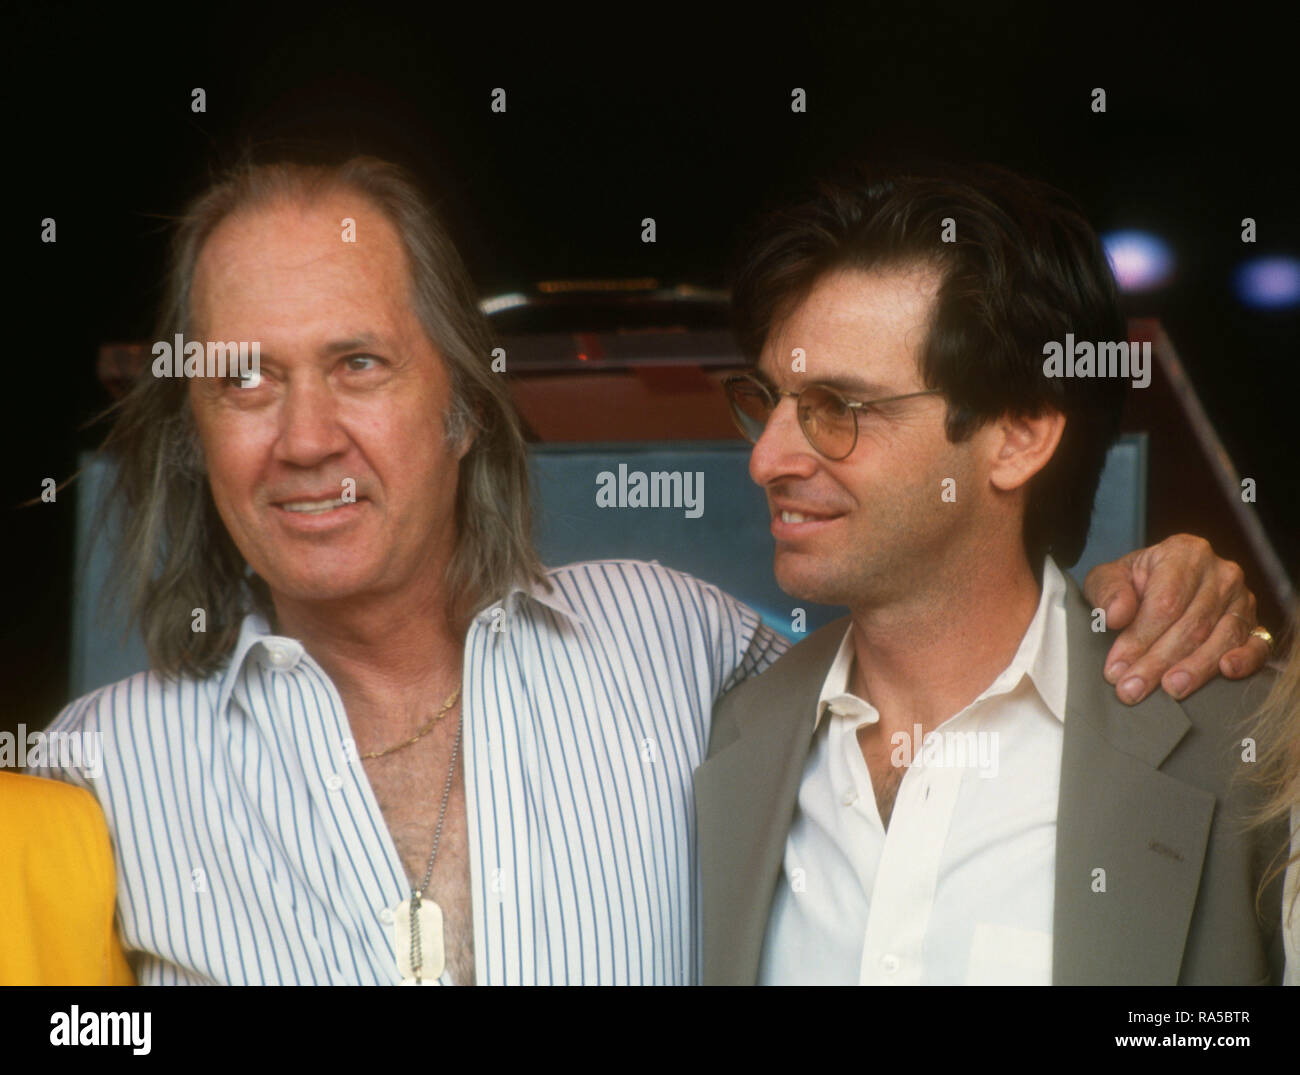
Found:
[722,373,943,461]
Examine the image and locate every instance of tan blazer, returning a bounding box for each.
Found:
[696,576,1286,985]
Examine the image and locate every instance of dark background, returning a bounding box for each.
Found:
[5,4,1296,729]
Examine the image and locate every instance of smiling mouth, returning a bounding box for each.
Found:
[279,497,359,514]
[779,510,841,524]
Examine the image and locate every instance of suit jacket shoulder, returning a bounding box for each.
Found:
[709,616,848,757]
[697,617,848,984]
[1055,575,1284,984]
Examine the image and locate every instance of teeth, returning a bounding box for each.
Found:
[282,498,350,514]
[782,510,818,524]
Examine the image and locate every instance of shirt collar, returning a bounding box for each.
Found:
[216,611,306,717]
[813,555,1070,731]
[1017,555,1070,724]
[471,572,590,630]
[816,624,875,729]
[214,571,590,713]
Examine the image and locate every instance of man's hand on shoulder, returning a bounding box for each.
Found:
[1082,533,1271,706]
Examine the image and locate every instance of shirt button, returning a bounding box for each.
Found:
[265,644,292,668]
[325,773,344,791]
[379,907,395,925]
[881,954,900,974]
[841,789,859,806]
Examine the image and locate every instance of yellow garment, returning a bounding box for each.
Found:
[0,771,134,985]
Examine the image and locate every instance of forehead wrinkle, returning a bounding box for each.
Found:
[199,194,406,283]
[191,202,411,344]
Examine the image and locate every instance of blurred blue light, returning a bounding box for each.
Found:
[1233,255,1300,309]
[1101,230,1175,292]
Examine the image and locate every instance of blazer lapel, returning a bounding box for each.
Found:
[695,619,848,985]
[1053,578,1215,984]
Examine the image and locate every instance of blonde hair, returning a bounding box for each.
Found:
[1246,617,1300,923]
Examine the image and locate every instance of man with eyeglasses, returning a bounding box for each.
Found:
[697,161,1286,985]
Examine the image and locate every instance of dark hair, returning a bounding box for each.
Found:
[731,161,1129,568]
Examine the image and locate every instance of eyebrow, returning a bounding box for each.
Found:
[814,374,896,398]
[754,364,896,399]
[247,334,391,370]
[320,333,384,357]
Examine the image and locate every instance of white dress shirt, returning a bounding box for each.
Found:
[32,560,786,985]
[759,557,1069,985]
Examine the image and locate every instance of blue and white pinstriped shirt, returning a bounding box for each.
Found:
[32,560,787,985]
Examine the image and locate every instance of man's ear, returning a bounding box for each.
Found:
[987,409,1066,493]
[454,425,475,462]
[456,404,483,462]
[446,399,479,462]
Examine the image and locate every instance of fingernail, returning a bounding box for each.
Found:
[1167,671,1191,698]
[1225,660,1239,676]
[1120,676,1145,703]
[1105,661,1129,684]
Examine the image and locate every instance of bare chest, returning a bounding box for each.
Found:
[857,723,907,830]
[363,744,475,985]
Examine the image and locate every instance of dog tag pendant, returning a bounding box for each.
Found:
[394,896,445,983]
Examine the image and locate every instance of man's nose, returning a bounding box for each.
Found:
[748,396,819,487]
[274,378,350,467]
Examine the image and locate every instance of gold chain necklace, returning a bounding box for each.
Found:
[360,684,461,760]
